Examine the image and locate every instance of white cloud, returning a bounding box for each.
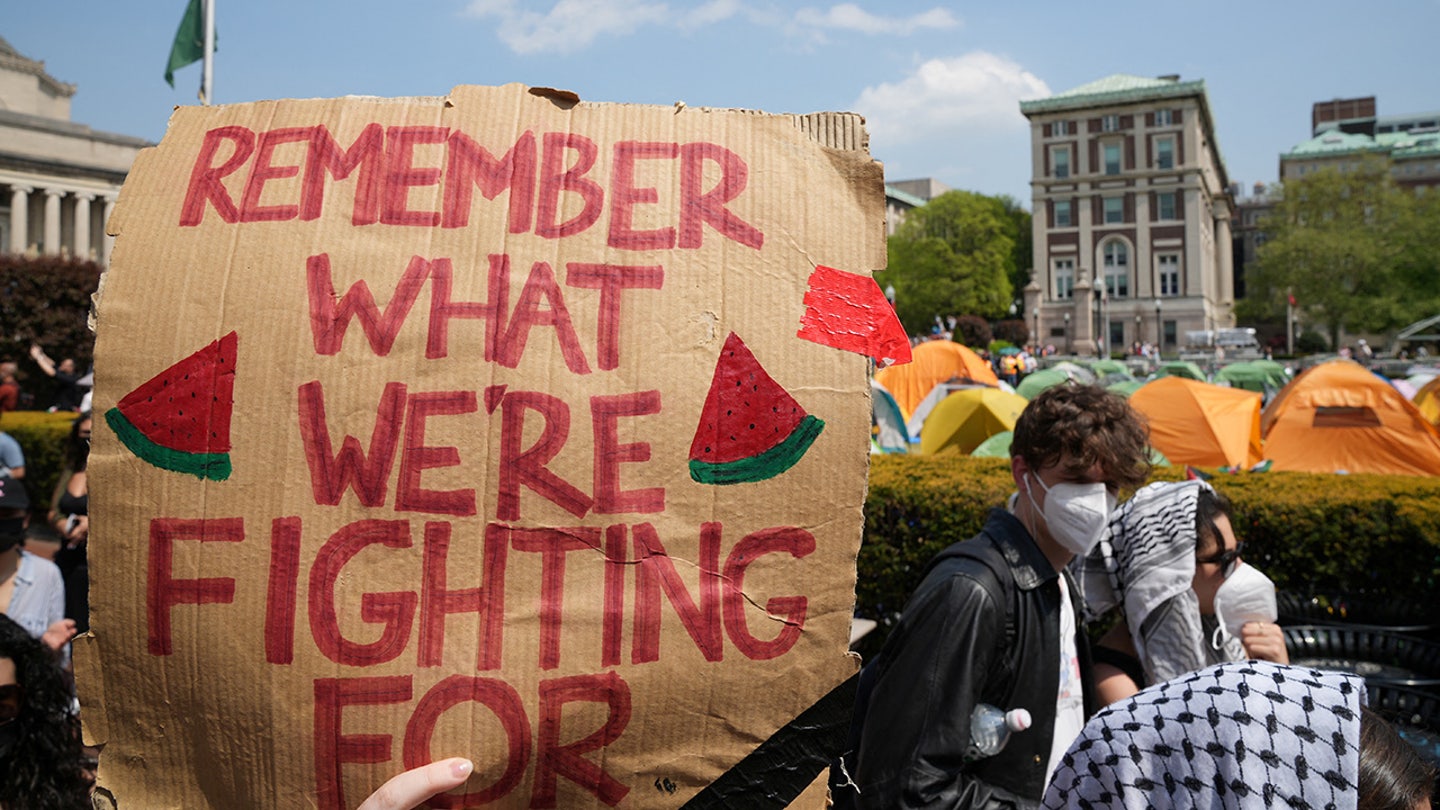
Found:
[464,0,670,55]
[854,51,1049,144]
[465,1,952,54]
[792,4,959,36]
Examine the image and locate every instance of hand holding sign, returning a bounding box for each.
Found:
[356,759,474,810]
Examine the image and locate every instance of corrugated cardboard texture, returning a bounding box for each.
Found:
[84,83,883,809]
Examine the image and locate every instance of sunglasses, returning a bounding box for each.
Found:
[0,683,22,724]
[1197,540,1245,577]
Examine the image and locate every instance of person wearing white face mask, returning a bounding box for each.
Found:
[833,384,1152,810]
[1074,480,1289,708]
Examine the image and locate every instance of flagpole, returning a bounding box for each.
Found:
[202,0,215,104]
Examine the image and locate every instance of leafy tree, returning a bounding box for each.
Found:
[995,195,1034,316]
[992,319,1029,347]
[877,190,1015,336]
[953,315,991,348]
[0,255,99,409]
[1242,159,1416,349]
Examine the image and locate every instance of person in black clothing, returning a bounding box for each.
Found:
[47,414,90,633]
[837,384,1153,809]
[28,345,87,413]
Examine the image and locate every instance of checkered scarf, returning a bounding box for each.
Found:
[1073,480,1243,685]
[1043,661,1365,809]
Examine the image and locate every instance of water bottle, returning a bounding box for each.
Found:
[966,703,1031,761]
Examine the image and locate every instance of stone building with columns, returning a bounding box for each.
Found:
[1019,74,1235,356]
[0,36,150,266]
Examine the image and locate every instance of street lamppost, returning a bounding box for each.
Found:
[1154,298,1162,357]
[1095,273,1108,357]
[1063,312,1071,355]
[1134,314,1142,353]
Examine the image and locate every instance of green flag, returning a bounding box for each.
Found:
[164,0,206,88]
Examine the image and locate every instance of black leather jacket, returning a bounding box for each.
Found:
[844,509,1096,809]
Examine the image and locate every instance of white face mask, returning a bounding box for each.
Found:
[1211,562,1278,648]
[1025,474,1116,557]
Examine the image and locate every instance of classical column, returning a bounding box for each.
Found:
[8,185,31,254]
[74,193,94,261]
[101,196,117,266]
[43,188,64,255]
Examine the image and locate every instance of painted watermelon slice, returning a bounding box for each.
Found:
[104,331,237,481]
[688,332,824,485]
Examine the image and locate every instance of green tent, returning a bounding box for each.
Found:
[1154,360,1208,382]
[1106,379,1144,398]
[1086,358,1130,377]
[1016,367,1075,399]
[971,430,1013,458]
[1214,362,1284,396]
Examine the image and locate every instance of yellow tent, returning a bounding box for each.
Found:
[919,387,1028,455]
[1261,359,1440,475]
[1413,375,1440,425]
[874,340,999,419]
[1130,377,1263,468]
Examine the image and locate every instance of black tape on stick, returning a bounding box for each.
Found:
[680,671,859,809]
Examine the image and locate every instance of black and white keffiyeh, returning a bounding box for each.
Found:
[1073,480,1244,685]
[1043,661,1366,809]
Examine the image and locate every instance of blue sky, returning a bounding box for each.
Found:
[7,2,1438,206]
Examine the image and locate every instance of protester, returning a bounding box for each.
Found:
[28,345,88,413]
[1075,480,1288,705]
[0,510,73,653]
[0,613,90,810]
[47,413,91,633]
[0,435,28,569]
[1042,660,1436,810]
[834,384,1152,808]
[0,362,19,414]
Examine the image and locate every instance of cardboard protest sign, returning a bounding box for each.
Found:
[81,84,885,808]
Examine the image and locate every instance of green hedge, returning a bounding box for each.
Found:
[0,410,80,526]
[859,455,1440,652]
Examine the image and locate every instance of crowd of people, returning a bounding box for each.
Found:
[0,336,1435,807]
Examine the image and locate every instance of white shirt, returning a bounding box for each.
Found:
[1047,575,1085,784]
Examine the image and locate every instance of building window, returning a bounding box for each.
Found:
[1163,319,1177,348]
[1053,120,1070,136]
[1156,191,1177,220]
[1154,108,1173,127]
[1110,320,1125,351]
[1156,136,1175,170]
[1104,196,1124,224]
[1103,241,1129,298]
[1054,199,1072,227]
[1104,142,1122,175]
[1102,114,1120,132]
[1158,254,1180,295]
[1054,258,1075,300]
[1052,146,1071,179]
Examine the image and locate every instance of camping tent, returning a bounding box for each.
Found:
[971,430,1013,458]
[874,340,999,419]
[1016,367,1079,400]
[919,388,1028,455]
[1412,375,1440,425]
[1214,361,1288,401]
[1130,377,1263,468]
[1106,379,1144,398]
[1261,359,1440,475]
[1153,360,1209,382]
[870,378,910,453]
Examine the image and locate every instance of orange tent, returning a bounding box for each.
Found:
[1261,359,1440,475]
[874,340,999,419]
[1130,377,1263,468]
